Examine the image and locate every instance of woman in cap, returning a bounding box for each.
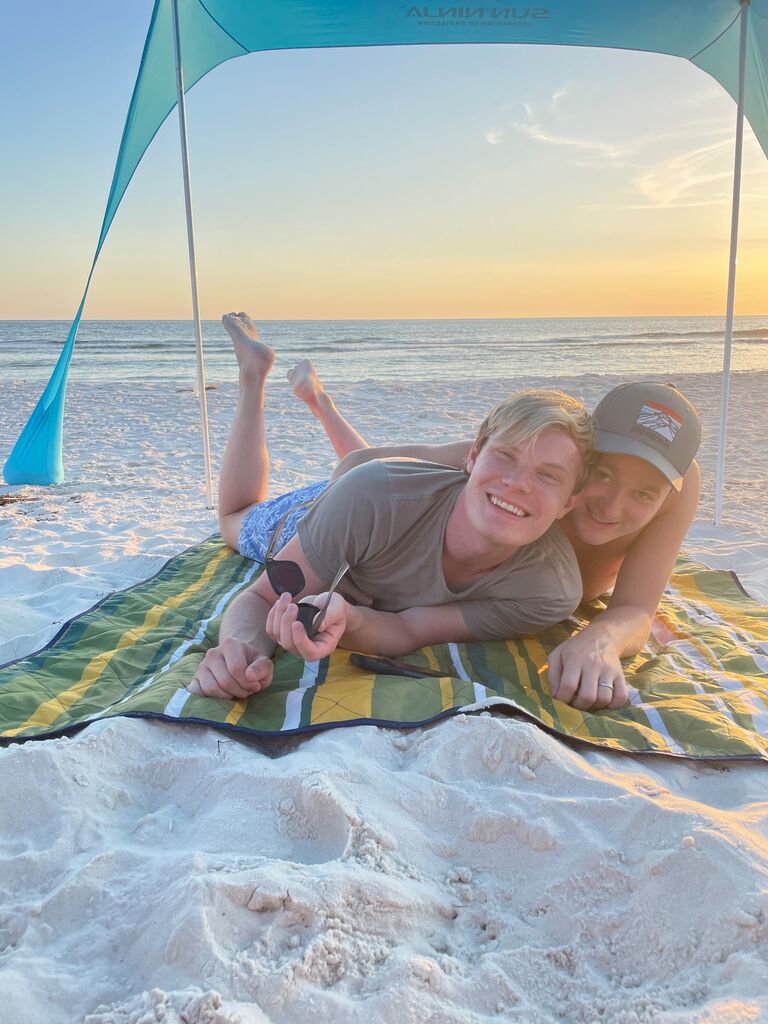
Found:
[282,359,702,713]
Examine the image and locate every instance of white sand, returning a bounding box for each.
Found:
[2,368,768,1022]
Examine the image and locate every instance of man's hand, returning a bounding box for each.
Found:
[546,632,630,711]
[187,637,274,700]
[266,591,350,661]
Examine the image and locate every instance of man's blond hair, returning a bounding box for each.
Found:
[474,389,594,492]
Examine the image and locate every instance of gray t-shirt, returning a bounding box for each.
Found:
[296,459,582,639]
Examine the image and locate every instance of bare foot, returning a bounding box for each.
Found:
[288,357,369,457]
[221,312,275,378]
[287,358,328,413]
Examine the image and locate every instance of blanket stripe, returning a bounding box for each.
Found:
[1,538,767,761]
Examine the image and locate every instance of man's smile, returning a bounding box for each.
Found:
[489,494,529,518]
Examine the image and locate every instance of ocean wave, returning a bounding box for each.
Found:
[7,331,767,355]
[598,327,768,341]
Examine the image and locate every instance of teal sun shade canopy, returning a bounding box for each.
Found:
[5,0,768,485]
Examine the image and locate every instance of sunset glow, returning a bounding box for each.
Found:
[2,4,766,320]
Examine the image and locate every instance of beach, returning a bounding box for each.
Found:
[2,363,768,1022]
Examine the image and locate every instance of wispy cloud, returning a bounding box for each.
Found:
[484,129,504,146]
[631,139,734,207]
[679,85,732,108]
[512,121,632,163]
[496,81,764,209]
[586,157,766,211]
[548,81,577,113]
[485,80,586,150]
[501,79,639,165]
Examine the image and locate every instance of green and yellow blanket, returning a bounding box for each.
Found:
[2,537,767,760]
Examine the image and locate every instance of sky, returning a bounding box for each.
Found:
[1,0,766,320]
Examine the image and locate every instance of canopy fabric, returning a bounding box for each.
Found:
[5,0,768,484]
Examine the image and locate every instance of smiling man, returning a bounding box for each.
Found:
[188,312,593,701]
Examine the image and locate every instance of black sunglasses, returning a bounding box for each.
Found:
[264,499,349,640]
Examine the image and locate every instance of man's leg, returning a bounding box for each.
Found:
[218,312,276,549]
[287,359,369,458]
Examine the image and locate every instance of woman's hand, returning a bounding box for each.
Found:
[267,591,349,661]
[546,630,630,711]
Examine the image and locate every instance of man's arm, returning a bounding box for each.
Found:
[341,602,474,656]
[187,586,277,700]
[549,462,701,711]
[268,592,475,662]
[187,533,334,699]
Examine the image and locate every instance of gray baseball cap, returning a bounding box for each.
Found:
[592,382,701,491]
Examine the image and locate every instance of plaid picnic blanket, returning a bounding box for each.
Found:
[2,536,767,760]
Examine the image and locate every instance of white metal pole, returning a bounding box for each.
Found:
[171,0,214,509]
[714,0,750,526]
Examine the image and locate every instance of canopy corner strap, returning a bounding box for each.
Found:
[3,0,765,525]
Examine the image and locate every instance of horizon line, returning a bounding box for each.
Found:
[1,313,766,323]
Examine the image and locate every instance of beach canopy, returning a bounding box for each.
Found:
[5,0,768,492]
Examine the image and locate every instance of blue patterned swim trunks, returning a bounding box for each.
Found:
[237,479,330,562]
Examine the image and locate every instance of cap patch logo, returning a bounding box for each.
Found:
[632,401,682,447]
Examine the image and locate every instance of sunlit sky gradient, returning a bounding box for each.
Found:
[1,1,766,319]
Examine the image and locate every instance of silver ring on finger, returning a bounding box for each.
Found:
[597,681,614,691]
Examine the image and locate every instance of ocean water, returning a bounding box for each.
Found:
[1,316,767,385]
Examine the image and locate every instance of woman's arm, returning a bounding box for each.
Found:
[330,440,473,481]
[548,461,701,711]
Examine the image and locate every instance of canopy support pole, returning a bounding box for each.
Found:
[715,0,750,526]
[171,0,214,509]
